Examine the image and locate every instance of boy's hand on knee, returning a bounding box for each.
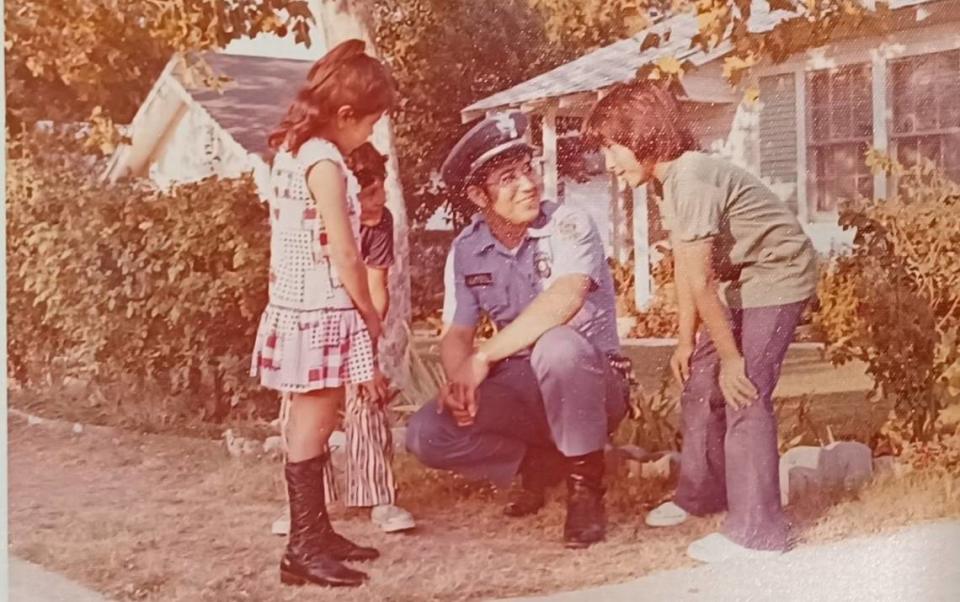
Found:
[719,355,758,409]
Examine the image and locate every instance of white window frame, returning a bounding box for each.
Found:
[886,48,960,186]
[761,20,960,223]
[803,63,875,220]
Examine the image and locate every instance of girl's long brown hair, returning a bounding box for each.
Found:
[268,39,396,155]
[582,80,697,163]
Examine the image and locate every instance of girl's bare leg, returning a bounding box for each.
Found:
[285,388,344,462]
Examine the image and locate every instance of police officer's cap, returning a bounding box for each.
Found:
[441,111,537,190]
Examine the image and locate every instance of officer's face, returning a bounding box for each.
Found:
[602,143,653,188]
[469,155,542,226]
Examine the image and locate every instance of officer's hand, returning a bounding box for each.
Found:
[437,383,473,426]
[446,353,491,427]
[670,341,694,385]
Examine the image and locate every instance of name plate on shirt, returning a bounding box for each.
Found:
[465,273,494,287]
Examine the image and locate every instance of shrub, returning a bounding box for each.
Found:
[609,245,679,339]
[813,154,960,441]
[616,375,680,451]
[7,132,272,421]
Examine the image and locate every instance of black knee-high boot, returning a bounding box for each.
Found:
[280,455,368,587]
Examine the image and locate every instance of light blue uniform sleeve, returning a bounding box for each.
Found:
[441,245,480,327]
[551,209,606,287]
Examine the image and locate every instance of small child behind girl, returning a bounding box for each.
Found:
[344,142,416,533]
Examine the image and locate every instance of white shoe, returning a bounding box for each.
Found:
[271,511,290,536]
[371,504,416,533]
[645,501,690,527]
[686,533,783,563]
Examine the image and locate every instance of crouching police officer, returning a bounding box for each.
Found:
[405,112,630,548]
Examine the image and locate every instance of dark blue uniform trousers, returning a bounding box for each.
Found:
[675,300,807,551]
[405,326,626,486]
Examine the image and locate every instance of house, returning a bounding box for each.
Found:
[103,52,315,196]
[461,0,960,309]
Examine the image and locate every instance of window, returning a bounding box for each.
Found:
[806,65,874,215]
[889,49,960,183]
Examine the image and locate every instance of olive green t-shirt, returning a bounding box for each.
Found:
[659,151,818,308]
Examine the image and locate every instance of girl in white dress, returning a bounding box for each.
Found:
[250,39,394,589]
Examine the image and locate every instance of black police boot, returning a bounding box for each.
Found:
[280,455,369,587]
[562,451,607,549]
[504,445,565,517]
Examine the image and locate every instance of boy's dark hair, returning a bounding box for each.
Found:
[347,142,388,188]
[582,80,697,164]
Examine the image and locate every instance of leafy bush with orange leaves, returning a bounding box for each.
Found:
[814,154,960,442]
[609,245,679,339]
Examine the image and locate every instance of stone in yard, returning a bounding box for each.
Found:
[621,451,679,481]
[607,444,650,475]
[27,415,44,426]
[779,441,873,506]
[617,444,650,461]
[641,451,680,480]
[263,436,284,454]
[391,426,407,453]
[872,455,897,478]
[223,429,244,458]
[241,439,260,456]
[328,430,347,451]
[621,458,640,479]
[72,423,84,434]
[937,404,960,434]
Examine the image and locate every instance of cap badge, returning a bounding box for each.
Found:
[493,113,518,139]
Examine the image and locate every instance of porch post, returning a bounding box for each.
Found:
[871,47,889,200]
[542,102,559,202]
[632,185,653,310]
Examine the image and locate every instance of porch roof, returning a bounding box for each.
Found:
[461,0,938,120]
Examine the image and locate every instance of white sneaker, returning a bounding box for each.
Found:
[371,504,416,533]
[271,511,290,536]
[686,533,783,563]
[645,501,690,527]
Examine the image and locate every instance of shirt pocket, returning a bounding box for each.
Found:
[474,285,509,320]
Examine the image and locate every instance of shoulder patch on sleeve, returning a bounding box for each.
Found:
[554,208,591,241]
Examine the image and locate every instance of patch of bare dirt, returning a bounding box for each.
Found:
[8,415,960,601]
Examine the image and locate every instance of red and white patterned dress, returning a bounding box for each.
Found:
[250,139,376,392]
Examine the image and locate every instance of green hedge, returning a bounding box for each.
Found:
[7,133,272,420]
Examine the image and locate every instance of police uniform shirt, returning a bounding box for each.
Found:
[441,201,620,356]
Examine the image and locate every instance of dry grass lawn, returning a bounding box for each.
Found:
[8,413,960,602]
